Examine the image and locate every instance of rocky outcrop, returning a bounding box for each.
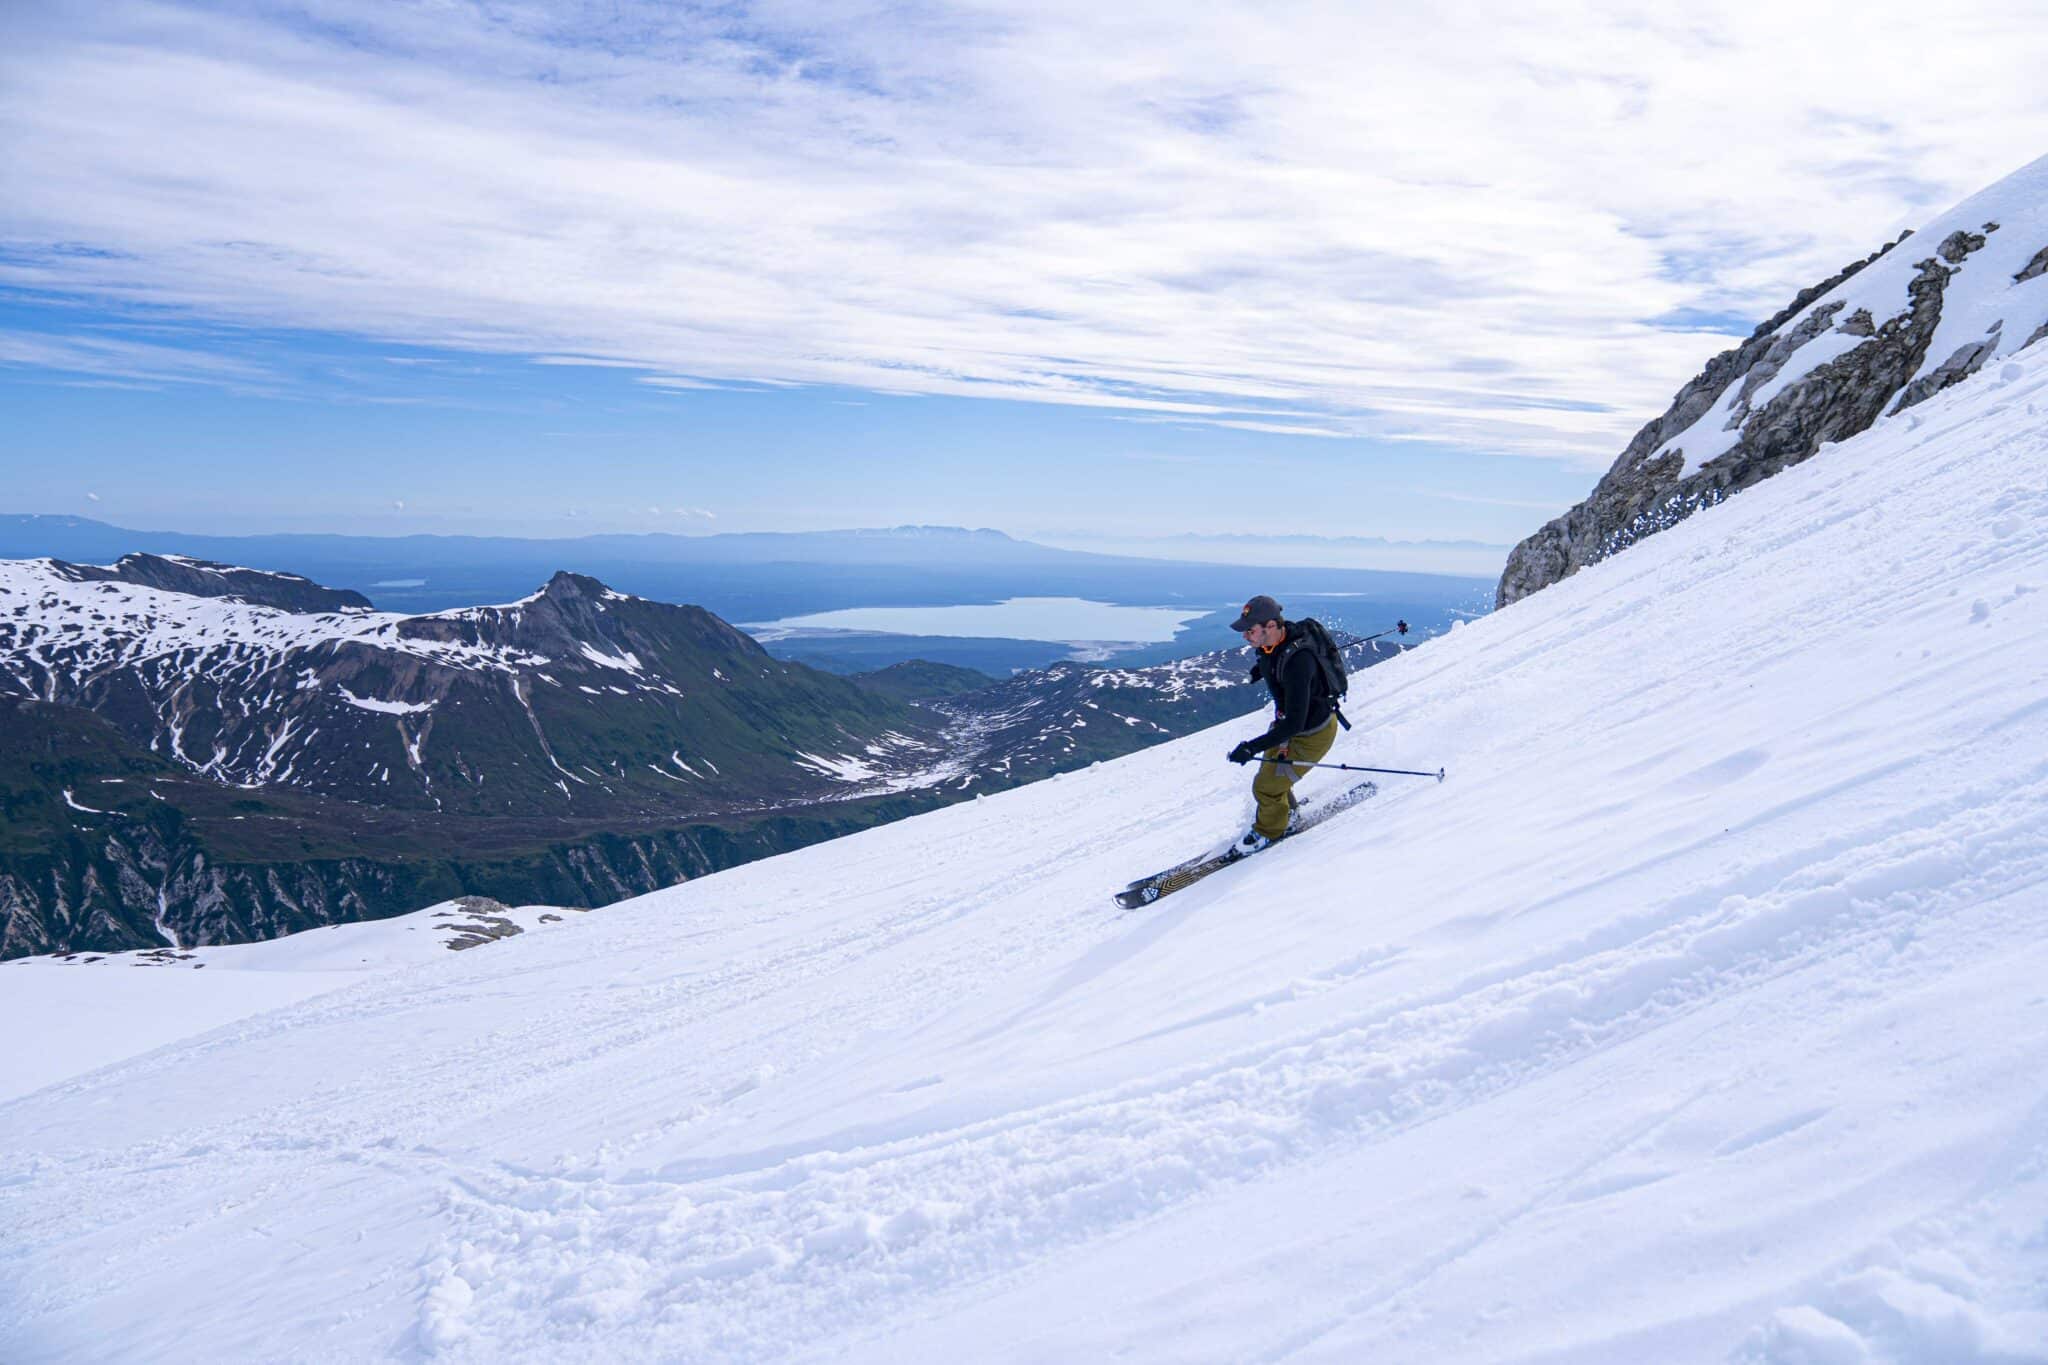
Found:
[1498,237,1937,606]
[1499,160,2048,608]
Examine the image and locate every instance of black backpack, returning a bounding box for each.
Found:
[1253,617,1353,730]
[1292,617,1350,709]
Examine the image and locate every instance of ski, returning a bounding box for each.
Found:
[1113,779,1378,909]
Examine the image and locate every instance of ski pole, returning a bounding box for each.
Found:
[1275,760,1445,782]
[1346,619,1409,645]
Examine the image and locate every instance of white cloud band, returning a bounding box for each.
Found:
[3,1,2044,467]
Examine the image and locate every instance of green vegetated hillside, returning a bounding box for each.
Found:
[0,696,956,958]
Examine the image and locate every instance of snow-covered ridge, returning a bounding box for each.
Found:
[0,561,720,810]
[1653,157,2048,475]
[0,557,550,682]
[9,346,2044,1361]
[0,555,989,901]
[1500,153,2048,607]
[42,549,378,613]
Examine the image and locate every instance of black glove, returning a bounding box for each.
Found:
[1247,663,1260,683]
[1228,741,1258,765]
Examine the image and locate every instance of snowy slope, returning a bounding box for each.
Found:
[4,352,2048,1362]
[0,901,575,1103]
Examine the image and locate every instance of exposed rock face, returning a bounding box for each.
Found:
[1496,239,1931,606]
[1499,156,2048,608]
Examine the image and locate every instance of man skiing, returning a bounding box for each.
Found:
[1225,595,1340,858]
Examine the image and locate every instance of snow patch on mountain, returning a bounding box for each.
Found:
[579,642,644,673]
[336,686,436,715]
[793,750,887,782]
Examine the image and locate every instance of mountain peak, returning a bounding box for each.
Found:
[540,570,612,601]
[1498,152,2048,606]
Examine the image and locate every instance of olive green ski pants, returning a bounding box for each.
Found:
[1252,715,1339,840]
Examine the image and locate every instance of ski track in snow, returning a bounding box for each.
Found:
[4,352,2048,1362]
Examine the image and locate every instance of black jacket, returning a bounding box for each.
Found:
[1243,623,1334,752]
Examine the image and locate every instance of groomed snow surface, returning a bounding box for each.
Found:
[5,351,2048,1362]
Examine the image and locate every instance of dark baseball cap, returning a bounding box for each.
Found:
[1230,595,1283,632]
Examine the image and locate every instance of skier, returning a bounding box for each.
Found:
[1225,595,1340,857]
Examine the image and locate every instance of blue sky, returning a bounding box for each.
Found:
[3,1,2044,552]
[0,299,1590,545]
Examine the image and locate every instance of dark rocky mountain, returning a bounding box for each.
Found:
[0,558,959,956]
[1499,155,2048,607]
[48,552,375,612]
[2,559,945,819]
[1,557,1411,957]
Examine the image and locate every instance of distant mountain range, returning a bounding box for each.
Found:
[0,514,1491,676]
[1030,529,1515,578]
[1,553,1407,957]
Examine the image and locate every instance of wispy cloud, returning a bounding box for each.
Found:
[636,375,729,391]
[2,1,2043,468]
[0,329,277,388]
